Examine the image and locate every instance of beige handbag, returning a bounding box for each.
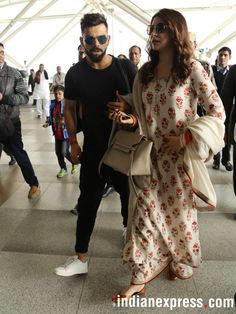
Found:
[100,129,153,176]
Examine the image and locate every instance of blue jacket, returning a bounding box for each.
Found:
[48,99,68,139]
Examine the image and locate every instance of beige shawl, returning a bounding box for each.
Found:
[184,115,225,209]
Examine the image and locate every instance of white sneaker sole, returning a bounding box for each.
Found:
[54,266,88,277]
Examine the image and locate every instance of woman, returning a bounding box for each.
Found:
[108,8,225,298]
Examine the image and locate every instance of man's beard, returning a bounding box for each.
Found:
[85,47,106,63]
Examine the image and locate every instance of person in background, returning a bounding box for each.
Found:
[117,54,127,59]
[52,66,66,88]
[212,46,232,171]
[188,32,216,85]
[220,63,236,219]
[54,12,136,276]
[33,64,50,119]
[0,42,40,199]
[188,32,216,117]
[109,8,225,299]
[28,68,36,106]
[78,44,86,62]
[129,45,142,69]
[43,85,79,178]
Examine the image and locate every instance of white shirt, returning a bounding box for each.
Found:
[33,71,50,100]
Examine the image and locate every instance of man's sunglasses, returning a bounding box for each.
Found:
[84,35,108,45]
[147,23,168,35]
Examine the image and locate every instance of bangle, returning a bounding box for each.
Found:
[179,134,185,148]
[130,114,138,127]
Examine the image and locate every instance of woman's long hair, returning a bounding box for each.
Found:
[140,8,194,86]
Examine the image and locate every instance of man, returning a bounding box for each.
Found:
[129,45,142,69]
[28,68,36,106]
[0,43,40,199]
[54,13,136,276]
[70,42,114,216]
[212,47,232,171]
[78,44,86,62]
[33,64,50,119]
[52,66,66,88]
[221,64,236,202]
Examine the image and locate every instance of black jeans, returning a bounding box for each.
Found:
[1,120,38,187]
[233,145,236,195]
[55,139,72,170]
[75,150,129,253]
[213,142,231,165]
[0,143,14,158]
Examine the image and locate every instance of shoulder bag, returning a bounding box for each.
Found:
[100,129,153,176]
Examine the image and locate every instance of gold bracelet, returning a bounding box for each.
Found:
[130,114,138,127]
[179,134,185,148]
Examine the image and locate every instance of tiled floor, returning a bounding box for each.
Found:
[0,103,235,314]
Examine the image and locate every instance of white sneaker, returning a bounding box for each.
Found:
[54,256,88,277]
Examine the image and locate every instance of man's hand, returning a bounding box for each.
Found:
[70,142,82,164]
[0,92,3,101]
[42,122,49,128]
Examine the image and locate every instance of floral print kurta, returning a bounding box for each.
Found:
[123,61,225,284]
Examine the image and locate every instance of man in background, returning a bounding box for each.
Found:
[33,64,50,119]
[212,47,232,171]
[78,44,86,62]
[0,42,40,199]
[129,45,142,69]
[221,63,236,218]
[52,66,65,88]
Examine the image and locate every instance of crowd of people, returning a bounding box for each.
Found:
[0,7,235,302]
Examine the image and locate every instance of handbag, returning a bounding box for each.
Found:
[100,130,153,176]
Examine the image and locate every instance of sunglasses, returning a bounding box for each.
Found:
[84,35,108,45]
[147,23,168,35]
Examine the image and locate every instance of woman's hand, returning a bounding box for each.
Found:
[108,109,134,125]
[162,135,183,153]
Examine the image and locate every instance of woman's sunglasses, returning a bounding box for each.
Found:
[147,23,168,35]
[84,35,108,45]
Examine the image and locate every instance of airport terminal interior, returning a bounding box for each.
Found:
[0,101,235,314]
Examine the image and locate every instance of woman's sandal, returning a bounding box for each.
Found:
[112,284,146,302]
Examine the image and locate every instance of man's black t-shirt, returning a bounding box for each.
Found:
[64,55,136,153]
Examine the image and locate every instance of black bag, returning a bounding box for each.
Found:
[0,105,15,141]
